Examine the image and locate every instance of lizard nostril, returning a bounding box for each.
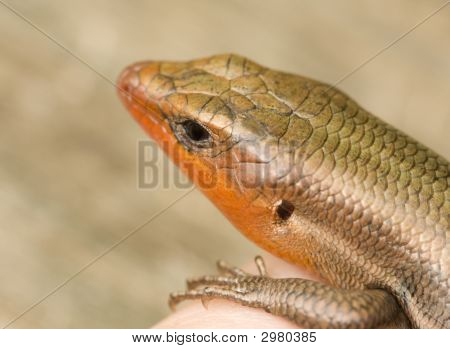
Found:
[117,67,139,100]
[117,61,154,100]
[276,200,295,221]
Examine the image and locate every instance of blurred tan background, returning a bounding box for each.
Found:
[0,0,449,328]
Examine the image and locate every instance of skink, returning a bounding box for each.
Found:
[118,54,449,328]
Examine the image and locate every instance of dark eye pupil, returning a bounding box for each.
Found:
[182,120,210,142]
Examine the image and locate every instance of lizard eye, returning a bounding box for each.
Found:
[174,119,213,151]
[182,120,210,142]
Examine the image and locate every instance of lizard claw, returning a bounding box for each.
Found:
[168,257,268,310]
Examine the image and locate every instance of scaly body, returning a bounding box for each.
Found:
[118,54,449,328]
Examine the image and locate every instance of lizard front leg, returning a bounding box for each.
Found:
[169,257,411,329]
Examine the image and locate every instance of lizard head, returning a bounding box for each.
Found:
[117,54,315,265]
